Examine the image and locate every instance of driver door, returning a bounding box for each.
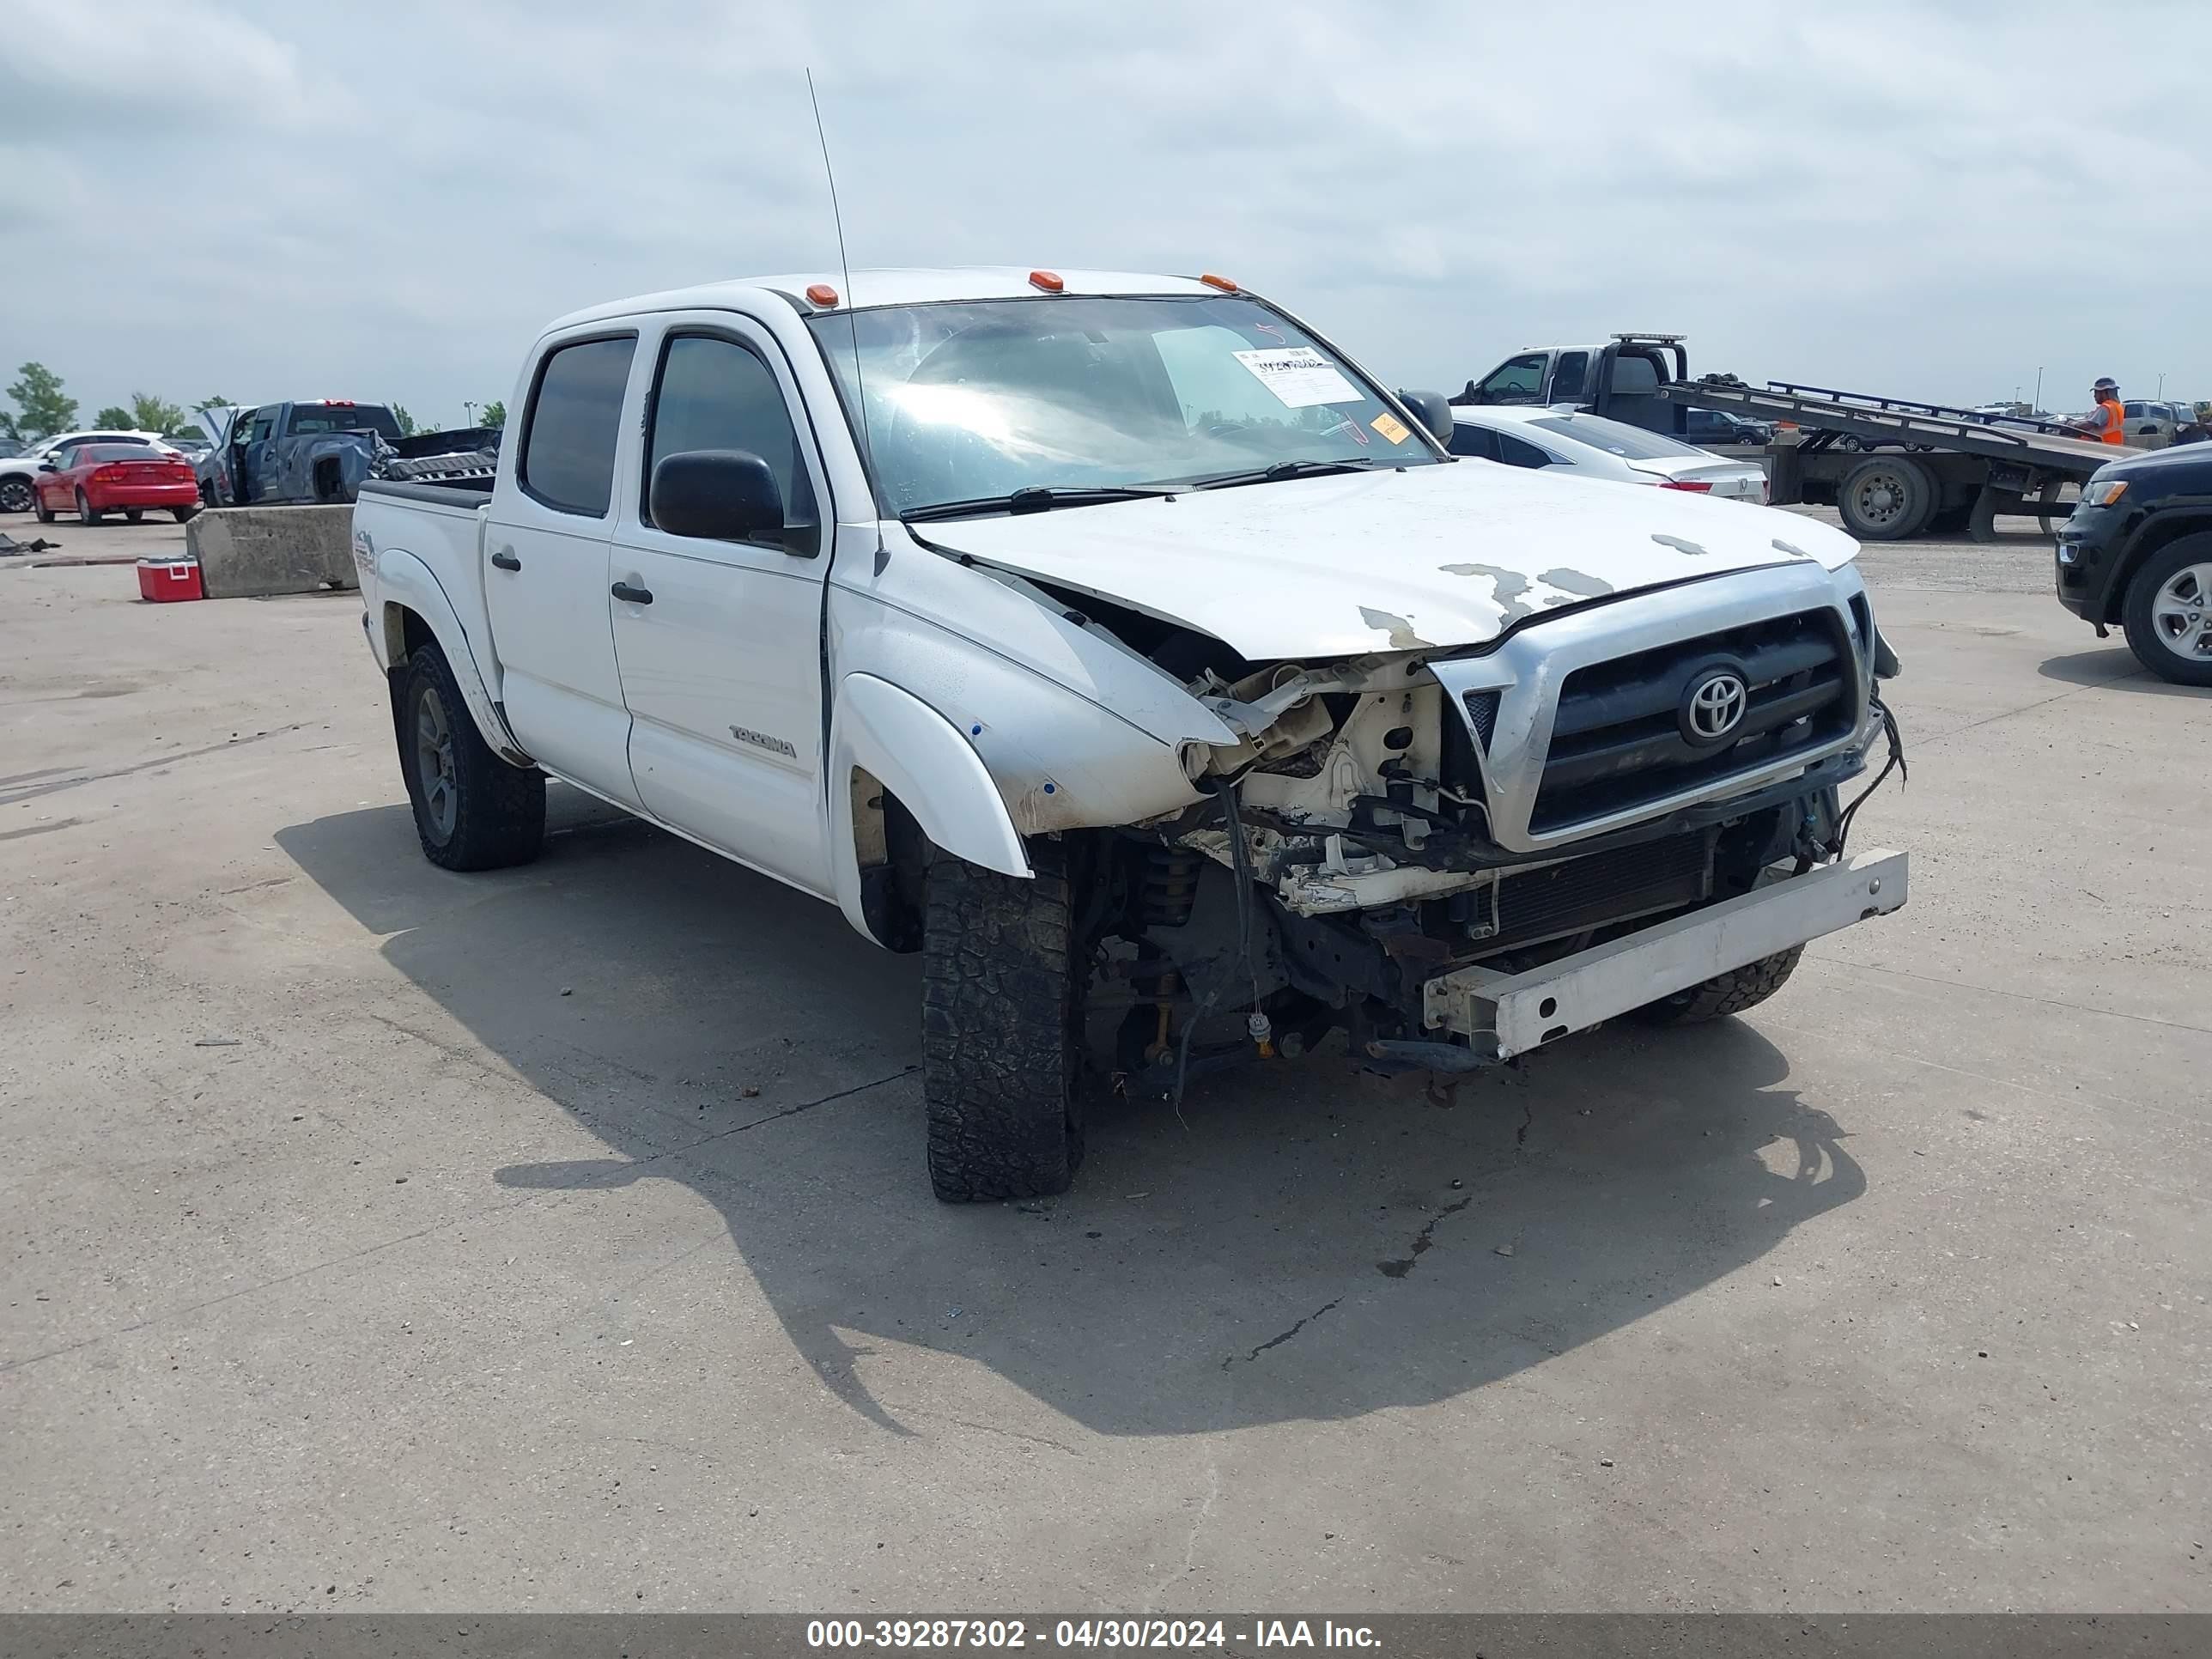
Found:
[609,313,834,896]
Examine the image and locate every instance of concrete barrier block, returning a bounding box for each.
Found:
[187,505,357,599]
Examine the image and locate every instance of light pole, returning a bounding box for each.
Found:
[463,400,478,424]
[2033,366,2043,411]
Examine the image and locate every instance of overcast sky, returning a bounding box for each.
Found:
[3,1,2206,428]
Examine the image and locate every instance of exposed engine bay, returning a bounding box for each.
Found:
[1005,572,1906,1095]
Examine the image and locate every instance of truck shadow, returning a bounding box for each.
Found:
[276,789,1865,1438]
[2038,647,2207,697]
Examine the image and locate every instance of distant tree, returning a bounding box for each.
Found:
[7,362,77,439]
[193,394,233,414]
[129,392,191,434]
[391,404,418,436]
[94,404,135,428]
[481,400,506,429]
[0,410,18,441]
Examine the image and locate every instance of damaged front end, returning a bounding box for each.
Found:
[1082,559,1908,1091]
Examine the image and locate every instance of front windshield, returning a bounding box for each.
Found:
[807,293,1441,516]
[1528,413,1707,461]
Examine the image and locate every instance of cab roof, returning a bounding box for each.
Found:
[544,267,1221,334]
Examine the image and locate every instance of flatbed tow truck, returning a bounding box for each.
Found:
[1662,371,2136,543]
[1456,332,2139,542]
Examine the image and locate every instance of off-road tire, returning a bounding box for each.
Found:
[0,477,32,514]
[398,641,545,872]
[2119,532,2212,688]
[76,490,104,526]
[1637,945,1804,1024]
[922,839,1085,1202]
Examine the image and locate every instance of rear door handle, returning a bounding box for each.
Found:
[611,581,653,605]
[489,549,521,571]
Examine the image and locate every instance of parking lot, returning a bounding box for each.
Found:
[2,513,2207,1613]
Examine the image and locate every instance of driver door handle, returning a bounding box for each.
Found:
[611,581,653,605]
[489,549,521,571]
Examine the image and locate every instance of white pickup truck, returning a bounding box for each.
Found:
[351,266,1908,1202]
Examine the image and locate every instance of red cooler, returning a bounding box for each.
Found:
[137,559,204,602]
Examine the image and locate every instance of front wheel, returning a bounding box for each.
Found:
[33,492,55,524]
[1635,945,1804,1025]
[0,477,32,514]
[921,840,1085,1202]
[398,641,546,871]
[2121,533,2212,687]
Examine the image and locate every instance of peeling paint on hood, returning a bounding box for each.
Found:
[923,459,1858,660]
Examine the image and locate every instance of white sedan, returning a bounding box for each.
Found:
[1446,405,1767,501]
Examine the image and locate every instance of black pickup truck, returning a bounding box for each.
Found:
[2056,443,2212,685]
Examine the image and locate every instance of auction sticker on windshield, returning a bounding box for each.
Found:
[1233,346,1362,407]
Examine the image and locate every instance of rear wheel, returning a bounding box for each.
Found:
[921,839,1085,1202]
[1838,456,1936,540]
[75,490,104,526]
[398,641,545,871]
[0,477,32,514]
[1636,946,1804,1024]
[2120,534,2212,687]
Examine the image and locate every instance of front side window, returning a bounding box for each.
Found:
[643,333,817,547]
[1447,423,1502,461]
[520,336,636,516]
[808,293,1439,517]
[1479,354,1548,400]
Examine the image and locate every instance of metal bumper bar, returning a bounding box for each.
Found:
[1422,849,1908,1059]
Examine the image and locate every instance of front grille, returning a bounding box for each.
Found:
[1488,829,1714,951]
[1530,609,1853,834]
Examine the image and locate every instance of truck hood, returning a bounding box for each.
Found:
[921,460,1857,660]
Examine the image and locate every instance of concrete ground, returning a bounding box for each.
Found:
[2,512,2206,1614]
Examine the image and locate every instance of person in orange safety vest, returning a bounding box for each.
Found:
[2077,377,2128,445]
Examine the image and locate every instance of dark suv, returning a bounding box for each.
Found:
[2056,443,2212,685]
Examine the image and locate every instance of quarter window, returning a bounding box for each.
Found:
[520,336,636,516]
[642,333,817,548]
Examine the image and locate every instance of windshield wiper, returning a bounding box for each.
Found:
[900,483,1178,524]
[1190,458,1390,490]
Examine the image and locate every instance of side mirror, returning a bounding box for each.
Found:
[1395,389,1456,447]
[650,448,791,548]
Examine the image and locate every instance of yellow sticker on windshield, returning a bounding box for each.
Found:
[1371,412,1411,445]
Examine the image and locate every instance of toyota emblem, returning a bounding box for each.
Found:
[1682,669,1748,745]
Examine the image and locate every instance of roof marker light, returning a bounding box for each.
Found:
[805,283,841,307]
[1199,273,1238,292]
[1029,270,1064,293]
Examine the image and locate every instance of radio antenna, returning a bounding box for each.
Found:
[806,69,882,556]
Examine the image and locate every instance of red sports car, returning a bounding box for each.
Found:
[33,441,200,525]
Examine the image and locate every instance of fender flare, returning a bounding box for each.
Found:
[374,547,529,764]
[829,673,1030,941]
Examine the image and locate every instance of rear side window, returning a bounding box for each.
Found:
[521,336,636,515]
[1550,350,1590,403]
[1496,433,1553,469]
[643,332,818,545]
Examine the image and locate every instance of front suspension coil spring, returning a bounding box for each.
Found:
[1138,844,1203,927]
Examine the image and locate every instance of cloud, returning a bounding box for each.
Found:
[1,0,2206,425]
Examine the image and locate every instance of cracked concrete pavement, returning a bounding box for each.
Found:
[2,514,2207,1612]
